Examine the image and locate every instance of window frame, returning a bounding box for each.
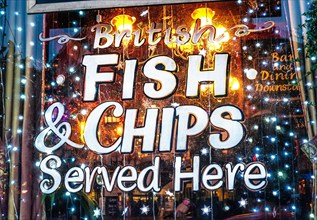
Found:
[27,0,213,14]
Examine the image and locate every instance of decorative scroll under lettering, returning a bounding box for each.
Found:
[230,21,275,37]
[39,32,86,44]
[214,21,275,47]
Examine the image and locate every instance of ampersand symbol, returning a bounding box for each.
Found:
[35,102,84,153]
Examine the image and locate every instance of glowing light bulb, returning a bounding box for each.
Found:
[229,77,240,91]
[116,126,123,136]
[191,8,215,26]
[111,14,136,33]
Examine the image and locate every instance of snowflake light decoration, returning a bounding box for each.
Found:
[201,147,208,155]
[238,198,248,208]
[199,48,207,56]
[171,102,180,108]
[93,207,101,218]
[140,205,150,215]
[201,205,211,215]
[165,190,174,197]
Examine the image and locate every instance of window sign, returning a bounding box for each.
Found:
[27,1,312,219]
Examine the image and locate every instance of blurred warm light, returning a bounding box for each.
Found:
[215,26,230,42]
[191,7,215,26]
[201,84,213,93]
[168,7,230,55]
[230,77,240,91]
[116,126,123,136]
[201,77,239,94]
[80,121,85,143]
[111,14,136,33]
[191,7,229,52]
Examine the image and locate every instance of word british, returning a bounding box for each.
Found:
[92,21,226,49]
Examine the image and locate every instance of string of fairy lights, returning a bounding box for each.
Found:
[0,0,316,219]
